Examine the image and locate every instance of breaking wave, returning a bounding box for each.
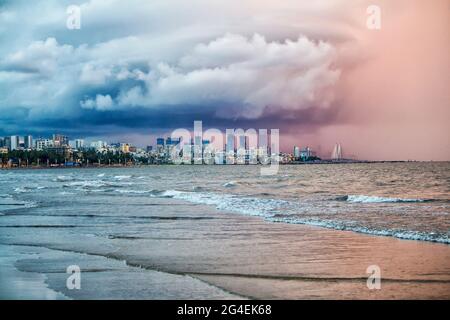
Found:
[269,216,450,244]
[336,195,430,203]
[154,190,288,217]
[150,190,450,244]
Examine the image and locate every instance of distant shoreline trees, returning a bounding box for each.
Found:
[0,149,138,167]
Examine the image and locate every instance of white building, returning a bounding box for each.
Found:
[293,146,300,158]
[90,141,107,151]
[35,139,54,150]
[10,136,20,150]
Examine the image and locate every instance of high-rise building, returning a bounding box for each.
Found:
[300,147,312,160]
[157,138,165,146]
[24,135,33,149]
[53,134,69,147]
[75,139,84,150]
[35,138,54,150]
[258,131,268,154]
[90,140,106,151]
[3,137,11,150]
[10,136,20,150]
[294,146,300,158]
[0,137,4,148]
[156,137,165,153]
[226,132,235,153]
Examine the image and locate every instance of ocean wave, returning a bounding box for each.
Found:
[0,199,38,212]
[153,190,288,217]
[114,175,132,180]
[336,195,428,203]
[63,180,109,188]
[63,180,132,190]
[222,181,237,187]
[114,189,155,195]
[269,216,450,244]
[55,175,75,182]
[13,186,47,193]
[150,190,449,244]
[59,191,75,195]
[14,187,31,193]
[0,193,12,198]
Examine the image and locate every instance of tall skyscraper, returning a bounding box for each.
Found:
[294,146,300,158]
[24,135,33,149]
[156,137,165,153]
[4,137,11,150]
[10,136,20,150]
[75,139,84,150]
[226,132,235,153]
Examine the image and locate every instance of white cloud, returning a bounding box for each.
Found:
[2,38,73,76]
[81,94,114,111]
[115,33,340,118]
[80,63,111,85]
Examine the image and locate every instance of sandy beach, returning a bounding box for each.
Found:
[1,196,449,299]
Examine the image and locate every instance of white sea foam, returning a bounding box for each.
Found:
[97,173,105,177]
[156,190,288,217]
[114,175,131,180]
[55,175,74,182]
[59,191,75,195]
[223,181,237,187]
[14,187,28,193]
[13,186,46,193]
[343,195,425,203]
[269,216,450,244]
[151,190,449,244]
[114,189,152,194]
[64,180,108,188]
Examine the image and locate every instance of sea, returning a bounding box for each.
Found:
[0,162,449,299]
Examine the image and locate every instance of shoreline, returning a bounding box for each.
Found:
[1,160,447,171]
[1,196,449,299]
[1,164,448,299]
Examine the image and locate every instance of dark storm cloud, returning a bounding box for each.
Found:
[0,0,355,138]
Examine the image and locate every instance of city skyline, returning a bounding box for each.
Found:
[0,131,328,162]
[0,0,449,161]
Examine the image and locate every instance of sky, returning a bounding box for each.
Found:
[0,0,448,160]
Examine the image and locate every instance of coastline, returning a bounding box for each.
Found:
[1,196,449,299]
[1,160,446,171]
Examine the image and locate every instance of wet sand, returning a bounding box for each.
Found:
[1,197,449,299]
